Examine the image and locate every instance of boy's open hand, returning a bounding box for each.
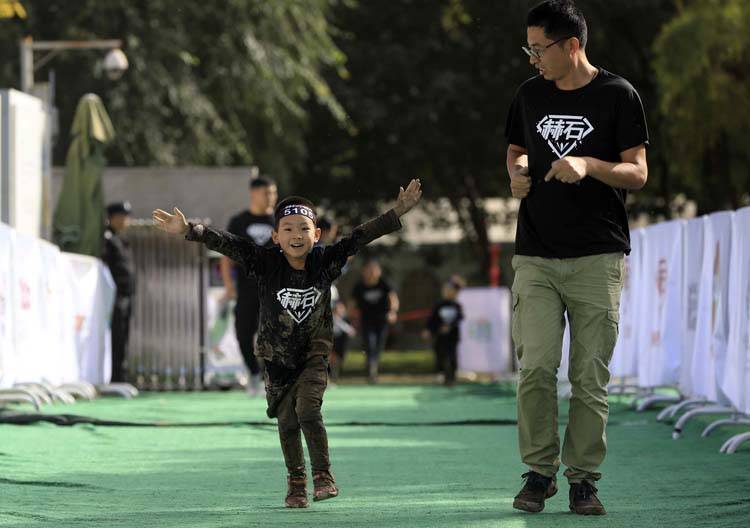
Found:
[393,179,422,217]
[152,207,189,235]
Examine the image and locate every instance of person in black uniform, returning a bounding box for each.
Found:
[350,259,399,383]
[152,179,422,509]
[102,201,135,383]
[221,175,278,395]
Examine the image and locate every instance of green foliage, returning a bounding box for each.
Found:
[653,0,750,210]
[0,0,346,184]
[299,0,676,274]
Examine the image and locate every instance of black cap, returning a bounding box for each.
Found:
[249,176,275,189]
[106,201,132,217]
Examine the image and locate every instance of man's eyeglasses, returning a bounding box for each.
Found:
[522,36,572,59]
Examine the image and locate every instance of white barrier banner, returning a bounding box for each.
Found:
[39,241,79,384]
[721,207,750,413]
[611,228,644,378]
[11,231,45,383]
[679,217,705,396]
[457,287,511,374]
[690,211,733,402]
[559,312,572,397]
[636,221,684,387]
[0,223,15,388]
[64,253,116,384]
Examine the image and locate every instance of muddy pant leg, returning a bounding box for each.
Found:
[276,387,305,476]
[296,356,330,473]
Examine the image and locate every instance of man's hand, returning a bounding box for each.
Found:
[544,156,587,184]
[152,207,189,235]
[393,179,422,217]
[510,165,531,199]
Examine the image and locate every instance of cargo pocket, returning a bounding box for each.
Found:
[603,309,620,362]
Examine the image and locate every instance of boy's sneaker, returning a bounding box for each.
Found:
[312,470,339,502]
[285,474,309,508]
[569,481,606,515]
[512,471,557,513]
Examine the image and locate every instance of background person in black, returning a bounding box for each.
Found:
[102,201,136,383]
[350,259,399,383]
[422,277,464,386]
[504,0,648,516]
[221,175,278,396]
[152,179,422,509]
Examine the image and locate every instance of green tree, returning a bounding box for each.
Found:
[653,0,750,212]
[0,0,347,184]
[300,0,675,277]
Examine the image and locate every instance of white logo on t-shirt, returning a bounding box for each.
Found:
[438,306,459,324]
[363,289,384,304]
[276,287,322,323]
[536,114,594,158]
[247,223,273,245]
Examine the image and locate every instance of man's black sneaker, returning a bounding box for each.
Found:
[569,481,606,515]
[512,471,558,513]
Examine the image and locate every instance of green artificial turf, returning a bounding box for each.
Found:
[1,383,748,527]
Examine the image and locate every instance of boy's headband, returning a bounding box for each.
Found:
[278,204,316,223]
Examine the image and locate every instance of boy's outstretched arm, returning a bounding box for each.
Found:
[322,179,422,271]
[152,207,267,276]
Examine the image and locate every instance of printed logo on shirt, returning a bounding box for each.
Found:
[536,114,594,158]
[363,289,384,304]
[438,306,459,324]
[276,287,322,323]
[246,223,273,245]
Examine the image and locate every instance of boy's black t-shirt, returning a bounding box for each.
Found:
[188,210,402,370]
[504,69,649,258]
[427,300,463,344]
[352,279,393,328]
[226,211,276,308]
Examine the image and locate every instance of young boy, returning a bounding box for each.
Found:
[422,277,464,386]
[152,179,422,508]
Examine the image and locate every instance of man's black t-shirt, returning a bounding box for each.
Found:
[352,279,393,329]
[226,211,275,308]
[505,69,649,258]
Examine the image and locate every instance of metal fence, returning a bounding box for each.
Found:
[127,220,208,390]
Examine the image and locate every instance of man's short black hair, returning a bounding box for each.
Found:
[249,175,276,189]
[274,195,317,227]
[317,216,333,232]
[527,0,588,49]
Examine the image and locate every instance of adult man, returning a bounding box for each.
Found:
[102,201,136,383]
[504,0,648,516]
[350,259,399,383]
[221,175,278,395]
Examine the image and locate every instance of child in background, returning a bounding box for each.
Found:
[422,277,465,386]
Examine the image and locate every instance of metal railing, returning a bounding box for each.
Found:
[126,220,208,390]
